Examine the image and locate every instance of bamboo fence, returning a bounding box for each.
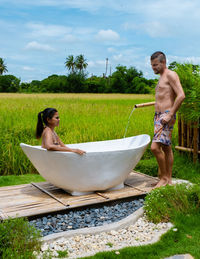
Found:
[175,113,200,163]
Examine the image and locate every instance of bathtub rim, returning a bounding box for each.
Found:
[20,134,151,154]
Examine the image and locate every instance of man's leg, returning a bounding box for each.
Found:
[151,142,168,188]
[161,145,174,184]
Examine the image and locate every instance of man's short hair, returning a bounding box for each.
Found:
[151,51,166,63]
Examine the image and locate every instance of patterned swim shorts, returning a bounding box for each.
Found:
[152,110,176,146]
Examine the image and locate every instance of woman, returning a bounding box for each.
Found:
[36,108,85,155]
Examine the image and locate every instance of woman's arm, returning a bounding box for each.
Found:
[42,129,85,155]
[58,136,86,155]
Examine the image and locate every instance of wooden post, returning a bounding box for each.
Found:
[193,121,199,163]
[181,116,185,147]
[190,121,193,149]
[178,114,181,147]
[176,114,199,163]
[187,121,190,148]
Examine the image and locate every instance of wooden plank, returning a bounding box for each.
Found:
[0,171,156,219]
[95,192,110,200]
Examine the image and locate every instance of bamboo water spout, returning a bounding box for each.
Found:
[135,101,155,108]
[123,102,155,138]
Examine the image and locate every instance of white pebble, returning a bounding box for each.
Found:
[39,215,172,258]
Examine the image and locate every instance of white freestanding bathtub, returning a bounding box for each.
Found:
[20,134,150,195]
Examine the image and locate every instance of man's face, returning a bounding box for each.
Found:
[151,58,165,74]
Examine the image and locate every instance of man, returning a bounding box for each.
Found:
[150,51,185,188]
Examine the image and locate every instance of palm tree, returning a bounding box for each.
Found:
[75,54,88,73]
[0,58,8,75]
[65,55,76,74]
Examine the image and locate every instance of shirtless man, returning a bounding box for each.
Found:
[150,51,185,188]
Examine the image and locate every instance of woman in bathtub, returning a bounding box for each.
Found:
[36,108,85,155]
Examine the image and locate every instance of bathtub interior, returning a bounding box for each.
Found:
[31,134,150,153]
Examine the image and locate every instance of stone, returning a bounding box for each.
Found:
[164,254,194,259]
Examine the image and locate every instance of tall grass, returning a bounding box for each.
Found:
[0,93,178,175]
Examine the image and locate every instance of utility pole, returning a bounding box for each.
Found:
[105,58,108,77]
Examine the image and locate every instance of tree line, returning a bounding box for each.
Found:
[0,55,156,93]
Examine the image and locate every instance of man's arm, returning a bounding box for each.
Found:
[168,71,185,115]
[163,71,185,124]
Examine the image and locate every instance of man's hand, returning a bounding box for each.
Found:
[162,113,173,125]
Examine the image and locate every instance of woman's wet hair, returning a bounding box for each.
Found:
[36,108,57,139]
[151,51,166,63]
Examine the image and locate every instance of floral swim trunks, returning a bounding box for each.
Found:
[152,110,176,146]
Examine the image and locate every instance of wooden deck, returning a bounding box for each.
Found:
[0,171,157,220]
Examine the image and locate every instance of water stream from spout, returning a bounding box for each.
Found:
[123,107,136,138]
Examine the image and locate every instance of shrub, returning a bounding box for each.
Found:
[0,75,20,92]
[0,217,41,259]
[170,62,200,122]
[144,183,200,223]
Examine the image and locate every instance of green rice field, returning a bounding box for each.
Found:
[0,93,178,176]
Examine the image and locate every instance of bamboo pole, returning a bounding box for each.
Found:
[187,121,190,148]
[181,117,185,147]
[178,114,182,146]
[190,121,193,149]
[175,146,200,154]
[31,182,70,207]
[193,121,199,163]
[135,101,155,108]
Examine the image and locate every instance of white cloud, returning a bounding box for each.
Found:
[113,54,123,61]
[87,60,106,68]
[23,66,35,71]
[143,21,171,38]
[96,29,120,42]
[168,55,200,65]
[96,60,106,66]
[26,22,72,38]
[25,41,55,51]
[124,21,172,38]
[62,34,77,43]
[107,47,116,53]
[122,1,200,38]
[0,0,105,12]
[87,61,95,68]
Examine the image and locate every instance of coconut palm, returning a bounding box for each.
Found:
[65,55,76,74]
[0,58,8,75]
[75,54,88,73]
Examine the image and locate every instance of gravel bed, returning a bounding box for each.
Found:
[29,198,144,236]
[37,216,173,259]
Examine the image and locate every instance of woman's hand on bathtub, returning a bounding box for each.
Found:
[72,149,86,155]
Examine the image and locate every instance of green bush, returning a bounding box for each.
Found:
[144,183,200,224]
[0,217,41,259]
[0,75,20,92]
[170,62,200,122]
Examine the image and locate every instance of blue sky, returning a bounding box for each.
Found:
[1,0,200,82]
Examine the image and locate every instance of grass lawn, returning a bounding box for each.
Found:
[82,213,200,259]
[0,152,199,259]
[0,93,199,259]
[0,174,44,187]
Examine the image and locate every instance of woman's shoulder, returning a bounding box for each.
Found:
[42,127,51,136]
